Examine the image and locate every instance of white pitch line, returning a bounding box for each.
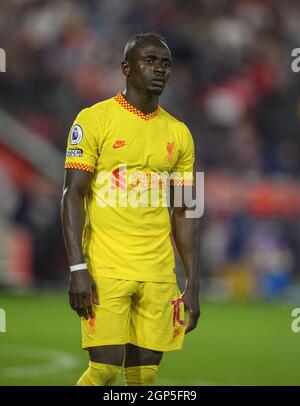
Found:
[0,344,240,385]
[157,377,233,386]
[0,344,80,378]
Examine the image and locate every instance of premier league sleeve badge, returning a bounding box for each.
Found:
[70,124,83,145]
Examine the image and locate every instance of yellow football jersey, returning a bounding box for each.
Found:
[65,92,195,283]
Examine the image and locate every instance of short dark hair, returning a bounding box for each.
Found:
[124,32,168,60]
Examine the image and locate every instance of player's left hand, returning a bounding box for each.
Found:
[182,286,200,334]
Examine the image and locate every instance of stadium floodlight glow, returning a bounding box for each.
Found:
[0,48,6,72]
[0,308,6,332]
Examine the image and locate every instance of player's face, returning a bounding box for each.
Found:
[126,41,172,95]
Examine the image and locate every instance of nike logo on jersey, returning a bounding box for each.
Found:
[113,140,127,149]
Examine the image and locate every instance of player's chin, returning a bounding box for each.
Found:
[148,84,165,95]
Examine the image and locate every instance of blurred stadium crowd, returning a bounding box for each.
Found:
[1,0,300,299]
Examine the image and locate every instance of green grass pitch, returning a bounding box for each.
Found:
[0,291,299,386]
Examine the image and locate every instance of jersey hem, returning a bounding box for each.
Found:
[91,268,177,284]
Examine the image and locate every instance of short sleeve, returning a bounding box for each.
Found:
[64,108,101,173]
[171,124,195,186]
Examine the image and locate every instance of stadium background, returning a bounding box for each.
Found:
[1,0,300,385]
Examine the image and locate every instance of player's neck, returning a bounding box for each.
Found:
[122,88,159,115]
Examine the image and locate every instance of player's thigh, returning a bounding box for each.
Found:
[130,282,185,352]
[81,277,138,349]
[125,343,163,367]
[89,345,125,366]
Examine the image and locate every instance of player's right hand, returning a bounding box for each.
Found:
[68,270,99,320]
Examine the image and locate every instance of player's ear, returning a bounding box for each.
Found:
[121,60,130,77]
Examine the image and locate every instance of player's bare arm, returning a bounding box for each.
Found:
[171,184,200,334]
[61,169,99,320]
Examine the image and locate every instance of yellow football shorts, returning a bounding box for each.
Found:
[81,277,185,352]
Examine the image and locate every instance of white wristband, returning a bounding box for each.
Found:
[70,263,88,272]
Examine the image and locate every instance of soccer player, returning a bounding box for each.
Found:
[61,32,200,386]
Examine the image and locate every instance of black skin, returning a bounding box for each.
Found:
[61,39,200,367]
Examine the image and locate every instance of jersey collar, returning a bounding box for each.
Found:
[114,92,160,121]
